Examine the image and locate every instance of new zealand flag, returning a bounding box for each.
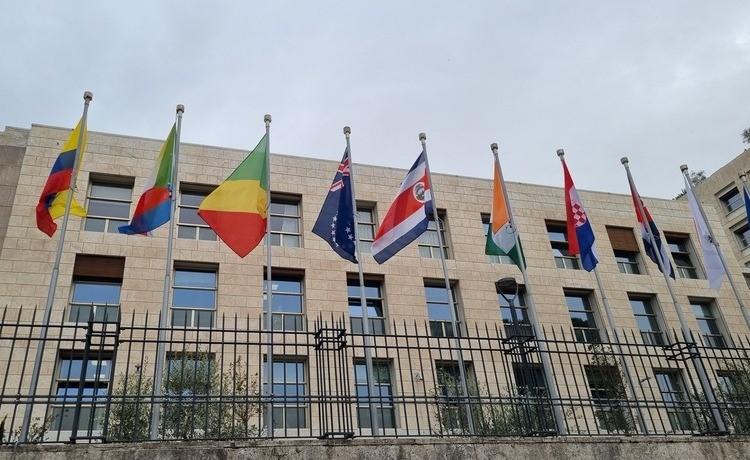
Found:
[312,148,357,262]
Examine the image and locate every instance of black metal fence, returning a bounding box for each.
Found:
[0,305,749,444]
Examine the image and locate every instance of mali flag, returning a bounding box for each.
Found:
[198,134,269,257]
[36,118,88,236]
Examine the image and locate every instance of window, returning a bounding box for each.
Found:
[654,370,693,432]
[628,295,665,346]
[719,187,743,214]
[734,224,750,250]
[84,179,133,233]
[425,282,461,337]
[497,284,532,337]
[354,361,395,429]
[356,205,376,254]
[69,255,124,323]
[435,361,476,432]
[547,222,580,269]
[264,273,304,331]
[665,234,699,279]
[418,211,450,259]
[690,299,727,348]
[585,365,630,432]
[512,363,555,433]
[51,353,112,433]
[482,214,514,264]
[269,196,301,247]
[565,291,600,343]
[178,186,217,241]
[165,352,214,396]
[264,359,307,429]
[171,266,217,328]
[348,278,386,334]
[606,226,642,274]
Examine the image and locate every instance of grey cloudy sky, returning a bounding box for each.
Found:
[2,1,749,198]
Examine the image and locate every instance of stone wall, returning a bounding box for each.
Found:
[1,437,749,460]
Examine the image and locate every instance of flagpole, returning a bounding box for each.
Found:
[149,104,184,440]
[491,143,567,435]
[420,132,475,435]
[20,91,93,442]
[622,157,726,433]
[263,114,275,437]
[681,166,750,330]
[557,149,647,434]
[344,126,380,435]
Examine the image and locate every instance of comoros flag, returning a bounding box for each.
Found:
[371,151,432,264]
[562,158,598,271]
[119,124,176,235]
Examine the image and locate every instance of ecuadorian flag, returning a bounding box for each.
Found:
[198,134,269,257]
[119,124,176,235]
[36,118,88,236]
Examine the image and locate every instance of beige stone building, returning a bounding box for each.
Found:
[0,123,749,439]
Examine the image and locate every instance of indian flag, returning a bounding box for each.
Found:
[198,134,269,257]
[485,158,524,268]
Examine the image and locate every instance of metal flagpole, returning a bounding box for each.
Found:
[557,149,647,434]
[492,143,567,435]
[263,114,275,436]
[420,132,475,435]
[149,104,184,440]
[20,91,93,442]
[344,126,380,436]
[683,167,750,330]
[622,157,726,433]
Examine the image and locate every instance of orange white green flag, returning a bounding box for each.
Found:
[197,134,269,257]
[485,156,524,268]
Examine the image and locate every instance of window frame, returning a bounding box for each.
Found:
[689,298,728,348]
[354,360,396,429]
[497,284,533,337]
[177,184,218,241]
[718,186,743,215]
[269,194,302,248]
[614,250,641,275]
[83,177,134,234]
[653,369,694,432]
[171,264,218,329]
[68,279,122,324]
[418,210,451,259]
[264,272,306,332]
[347,277,387,335]
[356,203,377,254]
[665,234,701,280]
[564,290,601,344]
[424,281,462,338]
[546,221,580,270]
[628,294,666,346]
[263,357,308,430]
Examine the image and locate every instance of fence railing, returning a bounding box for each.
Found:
[0,305,749,444]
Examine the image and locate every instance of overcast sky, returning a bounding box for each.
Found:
[2,1,749,198]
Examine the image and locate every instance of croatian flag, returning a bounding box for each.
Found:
[561,157,598,271]
[311,148,357,263]
[626,172,675,278]
[371,151,432,264]
[119,124,176,235]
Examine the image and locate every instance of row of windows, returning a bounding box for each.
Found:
[82,178,709,276]
[50,351,744,433]
[69,256,730,348]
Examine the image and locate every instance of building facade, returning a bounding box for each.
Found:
[0,124,749,439]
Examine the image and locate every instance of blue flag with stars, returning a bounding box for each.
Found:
[312,148,357,263]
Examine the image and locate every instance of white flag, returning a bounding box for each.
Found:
[685,177,725,289]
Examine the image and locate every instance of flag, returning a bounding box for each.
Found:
[561,158,598,271]
[485,157,524,268]
[685,177,724,289]
[312,149,357,262]
[197,134,269,257]
[626,174,675,278]
[743,181,750,223]
[36,118,88,236]
[371,151,432,264]
[118,124,176,235]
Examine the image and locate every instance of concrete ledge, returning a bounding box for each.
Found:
[1,436,749,460]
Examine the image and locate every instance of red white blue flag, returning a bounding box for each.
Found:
[312,148,357,263]
[562,157,598,271]
[626,173,675,278]
[371,151,432,264]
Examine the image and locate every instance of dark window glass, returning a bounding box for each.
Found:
[425,283,460,337]
[84,181,133,233]
[263,359,307,429]
[354,361,395,429]
[719,188,743,214]
[691,300,726,348]
[666,235,699,279]
[629,296,665,346]
[547,223,580,270]
[614,250,640,274]
[418,213,450,259]
[654,370,693,432]
[171,267,217,328]
[264,276,304,331]
[565,291,600,343]
[348,279,386,335]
